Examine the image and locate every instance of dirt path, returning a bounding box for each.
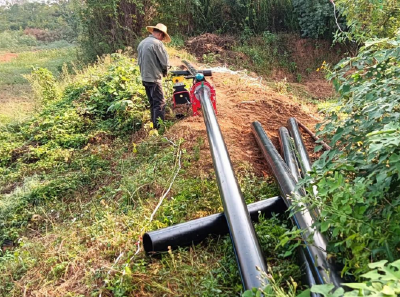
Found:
[166,61,323,177]
[0,52,18,63]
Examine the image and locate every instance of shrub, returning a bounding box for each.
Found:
[334,0,400,42]
[292,0,338,39]
[27,68,60,104]
[301,31,400,277]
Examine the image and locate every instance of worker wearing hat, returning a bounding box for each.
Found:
[137,23,171,129]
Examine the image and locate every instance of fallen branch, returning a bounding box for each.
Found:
[296,119,331,151]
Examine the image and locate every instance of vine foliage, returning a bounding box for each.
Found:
[301,30,400,277]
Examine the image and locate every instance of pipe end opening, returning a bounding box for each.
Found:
[143,233,153,253]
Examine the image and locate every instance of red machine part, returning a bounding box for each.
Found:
[189,81,217,116]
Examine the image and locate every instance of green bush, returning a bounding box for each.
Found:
[301,31,400,277]
[27,68,60,103]
[292,0,338,39]
[311,260,400,297]
[334,0,400,42]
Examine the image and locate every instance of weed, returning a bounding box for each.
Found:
[231,34,293,76]
[170,33,186,48]
[262,31,277,44]
[202,52,220,65]
[275,78,289,94]
[193,136,204,161]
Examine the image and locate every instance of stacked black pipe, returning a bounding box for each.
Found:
[278,125,319,297]
[251,121,343,288]
[287,118,312,177]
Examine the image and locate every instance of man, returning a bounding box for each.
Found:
[137,23,170,129]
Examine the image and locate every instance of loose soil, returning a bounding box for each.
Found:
[165,60,323,178]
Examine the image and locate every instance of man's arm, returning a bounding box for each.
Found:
[154,43,169,76]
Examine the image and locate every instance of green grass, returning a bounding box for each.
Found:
[0,46,77,86]
[0,45,77,125]
[0,30,74,53]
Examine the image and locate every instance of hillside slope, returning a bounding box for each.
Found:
[0,51,328,296]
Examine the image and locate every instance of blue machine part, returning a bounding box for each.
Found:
[195,73,205,81]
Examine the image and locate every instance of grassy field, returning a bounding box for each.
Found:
[0,45,77,125]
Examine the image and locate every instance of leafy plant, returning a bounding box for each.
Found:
[300,31,400,277]
[27,67,60,103]
[310,260,400,297]
[292,0,339,39]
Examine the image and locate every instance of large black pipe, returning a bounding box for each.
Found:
[287,118,312,177]
[298,249,319,297]
[251,121,343,288]
[279,127,301,182]
[287,118,320,217]
[197,84,268,290]
[143,196,286,253]
[279,126,320,297]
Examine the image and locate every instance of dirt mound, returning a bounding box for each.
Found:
[186,33,236,61]
[165,66,322,177]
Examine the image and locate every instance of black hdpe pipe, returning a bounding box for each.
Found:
[196,83,268,290]
[287,118,312,177]
[279,126,319,297]
[287,118,320,216]
[299,248,319,297]
[279,127,301,181]
[251,121,343,288]
[143,196,286,252]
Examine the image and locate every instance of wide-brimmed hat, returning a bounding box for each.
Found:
[146,23,171,43]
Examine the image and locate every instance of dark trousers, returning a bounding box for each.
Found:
[143,81,165,129]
